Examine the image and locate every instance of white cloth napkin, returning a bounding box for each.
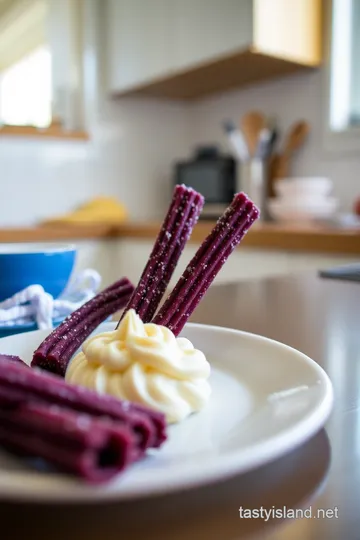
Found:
[0,269,101,330]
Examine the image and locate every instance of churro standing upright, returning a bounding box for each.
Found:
[153,192,259,335]
[118,184,204,324]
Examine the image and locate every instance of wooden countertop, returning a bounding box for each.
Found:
[1,221,360,254]
[0,275,355,539]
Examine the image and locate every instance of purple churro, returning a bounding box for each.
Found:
[0,354,167,482]
[0,402,135,483]
[0,359,166,451]
[153,192,259,335]
[118,184,204,324]
[0,354,28,367]
[32,277,134,376]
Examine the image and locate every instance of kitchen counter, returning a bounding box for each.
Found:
[1,221,360,255]
[0,274,357,540]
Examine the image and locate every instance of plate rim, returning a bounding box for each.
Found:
[0,322,333,504]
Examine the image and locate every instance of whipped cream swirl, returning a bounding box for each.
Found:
[65,309,211,423]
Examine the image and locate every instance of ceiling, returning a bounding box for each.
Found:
[0,0,47,71]
[0,1,43,21]
[0,0,15,19]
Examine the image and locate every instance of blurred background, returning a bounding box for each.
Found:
[1,0,360,289]
[0,0,359,224]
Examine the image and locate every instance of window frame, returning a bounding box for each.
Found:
[323,0,360,155]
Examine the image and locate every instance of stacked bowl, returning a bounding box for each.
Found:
[268,178,338,223]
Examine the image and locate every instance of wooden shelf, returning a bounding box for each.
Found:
[0,225,117,243]
[0,125,89,141]
[1,221,360,255]
[111,0,322,100]
[112,49,317,101]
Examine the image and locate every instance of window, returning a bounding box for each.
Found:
[0,45,51,127]
[0,0,87,138]
[329,0,360,132]
[0,0,50,128]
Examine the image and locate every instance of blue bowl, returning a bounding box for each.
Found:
[0,243,76,302]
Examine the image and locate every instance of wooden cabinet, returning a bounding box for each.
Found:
[173,0,252,71]
[107,0,174,92]
[106,0,322,100]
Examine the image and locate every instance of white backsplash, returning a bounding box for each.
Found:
[0,98,190,226]
[0,69,360,226]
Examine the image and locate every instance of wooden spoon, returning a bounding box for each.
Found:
[241,111,267,157]
[283,120,310,156]
[274,120,310,179]
[268,153,281,197]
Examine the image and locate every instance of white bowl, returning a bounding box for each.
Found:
[277,195,334,207]
[274,178,332,199]
[274,194,336,208]
[268,198,338,223]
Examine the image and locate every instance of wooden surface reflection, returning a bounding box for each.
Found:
[1,274,359,539]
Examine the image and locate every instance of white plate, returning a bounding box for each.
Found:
[0,322,333,503]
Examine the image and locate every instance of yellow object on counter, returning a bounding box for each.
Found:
[65,309,212,423]
[41,197,128,226]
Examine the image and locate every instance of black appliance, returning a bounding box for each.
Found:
[173,146,238,219]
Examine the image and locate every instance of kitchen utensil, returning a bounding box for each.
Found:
[284,120,310,154]
[223,120,249,161]
[273,121,310,179]
[268,153,280,197]
[267,126,279,155]
[255,126,279,160]
[254,128,272,160]
[241,111,267,156]
[254,116,278,159]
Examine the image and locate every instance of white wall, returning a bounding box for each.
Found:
[1,68,360,227]
[0,98,190,226]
